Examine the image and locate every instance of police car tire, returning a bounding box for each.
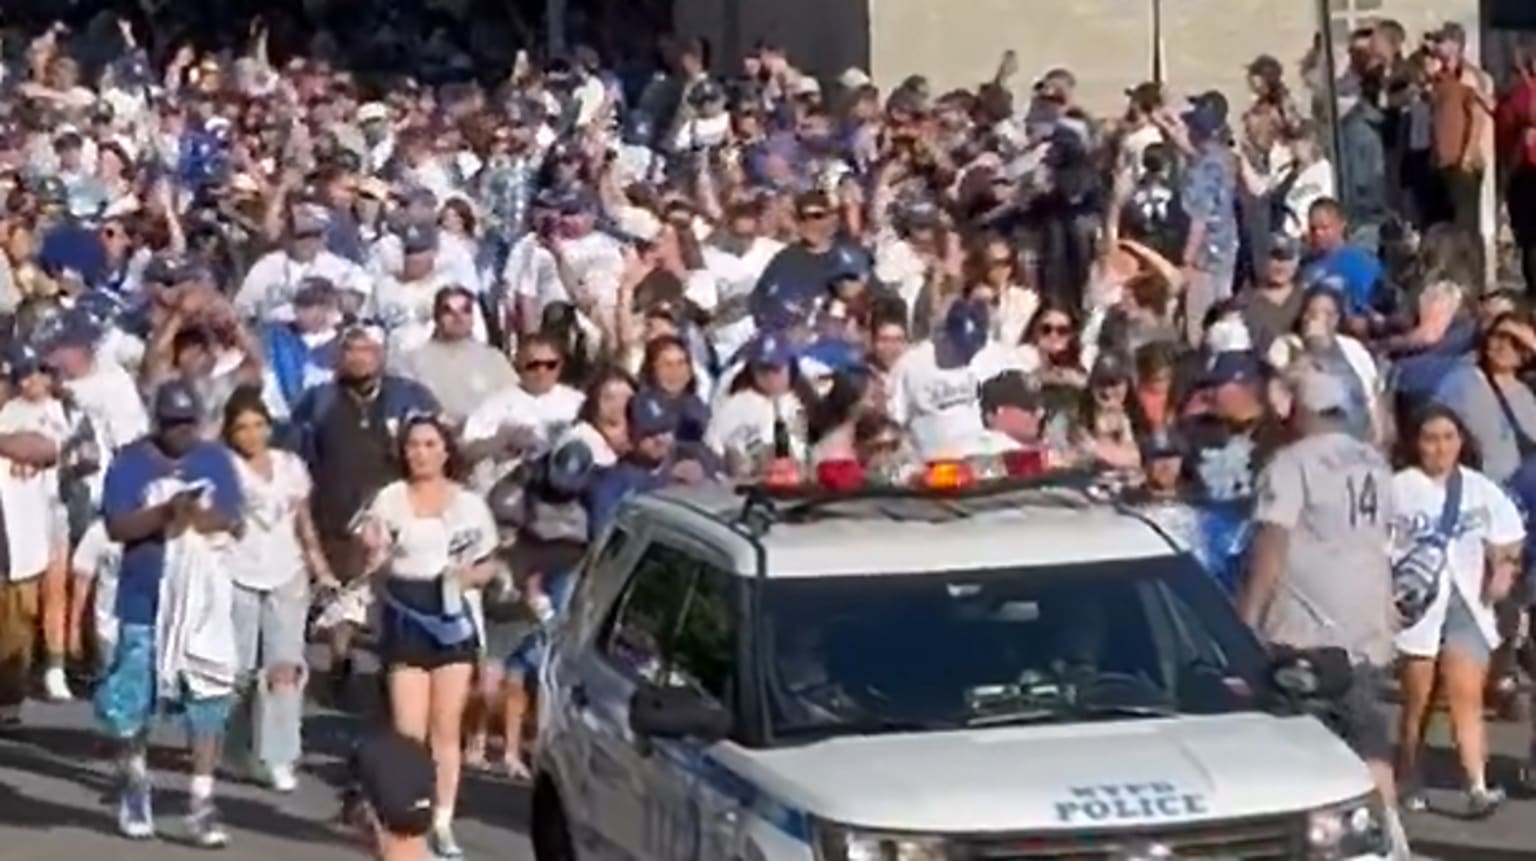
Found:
[530,778,577,861]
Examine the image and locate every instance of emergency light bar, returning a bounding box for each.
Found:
[751,447,1066,499]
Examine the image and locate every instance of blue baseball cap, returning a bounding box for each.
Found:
[399,221,439,256]
[152,378,204,425]
[1203,350,1264,388]
[628,390,678,439]
[751,278,814,331]
[546,439,597,495]
[941,300,989,366]
[41,310,101,354]
[748,330,796,368]
[6,345,47,383]
[294,276,339,307]
[827,244,871,284]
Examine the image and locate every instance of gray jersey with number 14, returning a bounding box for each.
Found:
[1251,430,1396,666]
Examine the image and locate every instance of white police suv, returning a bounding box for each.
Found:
[530,462,1393,861]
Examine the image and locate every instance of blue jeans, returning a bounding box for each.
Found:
[226,576,308,770]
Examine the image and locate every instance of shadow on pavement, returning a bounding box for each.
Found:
[0,725,352,849]
[1412,842,1535,861]
[0,744,119,835]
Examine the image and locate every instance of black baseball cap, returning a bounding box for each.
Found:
[351,731,435,836]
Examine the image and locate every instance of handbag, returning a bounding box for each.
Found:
[1392,468,1462,628]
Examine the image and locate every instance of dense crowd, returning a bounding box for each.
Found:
[2,9,1536,860]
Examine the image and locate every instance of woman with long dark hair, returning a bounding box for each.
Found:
[356,415,498,858]
[220,387,336,793]
[1392,405,1524,818]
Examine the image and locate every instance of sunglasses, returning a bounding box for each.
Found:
[1037,323,1073,336]
[522,358,561,372]
[986,256,1013,268]
[799,209,832,221]
[865,436,902,453]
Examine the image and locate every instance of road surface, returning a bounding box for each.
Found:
[3,692,1536,860]
[0,694,533,861]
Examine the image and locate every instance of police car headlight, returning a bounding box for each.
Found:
[813,820,950,861]
[1306,794,1389,859]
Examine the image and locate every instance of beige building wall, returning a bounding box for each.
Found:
[674,0,1486,116]
[867,0,1154,112]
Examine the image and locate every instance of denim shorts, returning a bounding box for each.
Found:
[93,623,232,740]
[504,568,575,678]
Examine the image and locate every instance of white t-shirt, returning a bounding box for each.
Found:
[463,384,586,453]
[0,397,68,576]
[366,481,498,582]
[374,269,489,357]
[886,340,1039,458]
[556,421,619,468]
[367,233,483,296]
[228,451,312,591]
[701,236,785,361]
[705,390,808,473]
[1279,159,1336,238]
[236,249,372,323]
[73,519,121,665]
[873,232,928,326]
[1392,467,1525,657]
[503,234,565,313]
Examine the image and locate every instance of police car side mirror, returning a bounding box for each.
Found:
[629,682,733,744]
[1269,646,1353,701]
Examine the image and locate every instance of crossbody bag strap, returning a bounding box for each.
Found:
[1437,467,1463,543]
[1485,371,1536,458]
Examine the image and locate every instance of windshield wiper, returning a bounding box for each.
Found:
[965,700,1178,728]
[965,706,1064,727]
[774,715,950,740]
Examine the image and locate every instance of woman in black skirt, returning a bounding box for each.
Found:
[358,415,497,859]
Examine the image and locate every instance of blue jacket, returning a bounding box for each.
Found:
[284,375,439,464]
[586,462,667,540]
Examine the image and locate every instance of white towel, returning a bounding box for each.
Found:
[151,479,239,701]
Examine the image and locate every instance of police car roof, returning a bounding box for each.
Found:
[632,482,1181,579]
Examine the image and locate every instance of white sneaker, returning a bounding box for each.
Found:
[42,666,72,701]
[268,764,298,794]
[117,782,156,840]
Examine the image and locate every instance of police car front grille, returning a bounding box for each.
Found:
[956,814,1300,859]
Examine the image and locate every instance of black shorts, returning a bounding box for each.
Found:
[1333,664,1392,764]
[379,579,478,671]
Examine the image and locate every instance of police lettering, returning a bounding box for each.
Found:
[1054,782,1207,824]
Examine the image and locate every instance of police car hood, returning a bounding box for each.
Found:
[735,713,1372,833]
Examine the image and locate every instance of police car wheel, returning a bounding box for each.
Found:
[531,778,577,861]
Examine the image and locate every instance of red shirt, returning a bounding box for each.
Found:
[1498,76,1536,169]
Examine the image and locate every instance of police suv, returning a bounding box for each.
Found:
[530,460,1392,861]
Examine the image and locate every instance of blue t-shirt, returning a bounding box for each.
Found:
[102,439,243,626]
[1303,245,1382,316]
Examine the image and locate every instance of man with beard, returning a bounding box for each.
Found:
[287,326,437,696]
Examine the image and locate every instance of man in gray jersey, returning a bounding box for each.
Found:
[1238,369,1406,857]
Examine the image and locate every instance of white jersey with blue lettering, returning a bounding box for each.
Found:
[886,339,1038,459]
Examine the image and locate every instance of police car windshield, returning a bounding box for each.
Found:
[764,556,1269,742]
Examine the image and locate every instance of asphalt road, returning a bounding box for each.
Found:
[0,693,534,861]
[3,688,1536,861]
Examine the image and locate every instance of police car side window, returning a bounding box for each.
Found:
[602,543,698,683]
[572,526,632,636]
[666,564,737,705]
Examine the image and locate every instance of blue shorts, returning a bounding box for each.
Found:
[504,569,575,678]
[93,623,233,741]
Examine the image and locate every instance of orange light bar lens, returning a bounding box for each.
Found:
[923,459,975,490]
